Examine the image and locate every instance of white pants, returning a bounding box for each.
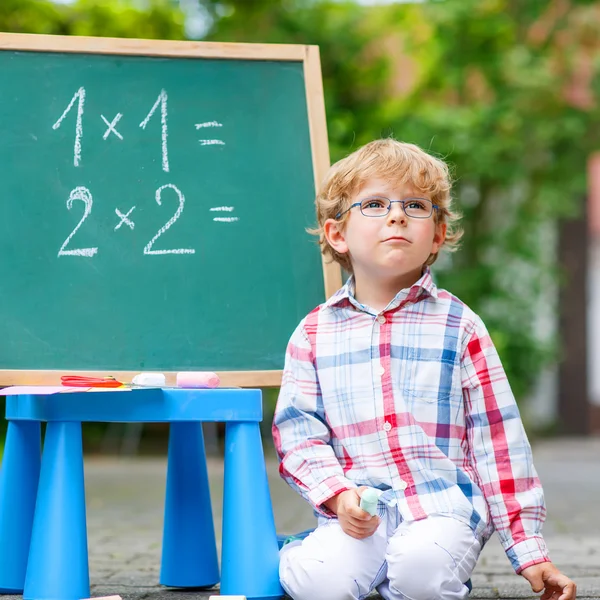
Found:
[279,513,482,600]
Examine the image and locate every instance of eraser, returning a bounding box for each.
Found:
[359,488,380,516]
[176,371,220,389]
[132,372,166,387]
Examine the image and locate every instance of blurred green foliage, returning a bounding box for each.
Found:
[0,0,186,38]
[2,0,600,408]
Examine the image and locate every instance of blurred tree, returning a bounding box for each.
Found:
[0,0,185,39]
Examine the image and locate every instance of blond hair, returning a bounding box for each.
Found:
[310,138,463,273]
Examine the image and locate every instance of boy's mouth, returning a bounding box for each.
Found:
[383,236,410,243]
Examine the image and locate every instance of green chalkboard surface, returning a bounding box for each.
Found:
[0,34,336,385]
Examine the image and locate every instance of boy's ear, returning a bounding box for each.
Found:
[324,218,349,255]
[432,222,447,254]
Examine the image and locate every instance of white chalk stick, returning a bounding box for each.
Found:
[81,596,122,600]
[132,372,166,387]
[209,596,246,600]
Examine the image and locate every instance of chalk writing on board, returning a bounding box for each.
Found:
[52,89,232,258]
[114,207,136,231]
[57,185,206,257]
[143,184,195,256]
[195,121,222,129]
[57,186,98,257]
[52,86,85,167]
[210,206,239,223]
[101,113,123,140]
[53,88,225,171]
[195,121,224,146]
[139,89,169,173]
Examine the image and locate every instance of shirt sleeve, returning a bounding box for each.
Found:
[272,320,355,516]
[461,317,550,574]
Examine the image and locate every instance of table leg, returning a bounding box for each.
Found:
[160,422,219,588]
[221,422,283,600]
[0,420,41,593]
[24,421,89,600]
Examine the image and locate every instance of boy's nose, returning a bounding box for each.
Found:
[387,202,406,224]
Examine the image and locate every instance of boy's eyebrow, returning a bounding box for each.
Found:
[358,192,388,198]
[359,191,426,198]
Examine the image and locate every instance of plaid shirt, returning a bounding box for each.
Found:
[272,268,549,574]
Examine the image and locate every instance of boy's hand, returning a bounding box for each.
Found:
[520,563,576,600]
[323,487,380,539]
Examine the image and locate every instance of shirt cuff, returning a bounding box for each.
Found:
[505,536,551,574]
[308,475,356,517]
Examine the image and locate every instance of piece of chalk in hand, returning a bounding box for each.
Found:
[359,488,380,516]
[132,372,166,387]
[176,371,220,389]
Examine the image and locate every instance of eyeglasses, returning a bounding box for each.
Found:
[335,196,439,220]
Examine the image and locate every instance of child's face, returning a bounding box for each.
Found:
[325,178,446,285]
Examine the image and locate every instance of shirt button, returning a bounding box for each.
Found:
[377,364,385,376]
[398,480,407,490]
[383,421,392,432]
[377,315,386,324]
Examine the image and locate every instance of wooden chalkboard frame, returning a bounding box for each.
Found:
[0,32,342,388]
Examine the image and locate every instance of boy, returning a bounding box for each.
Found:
[272,139,576,600]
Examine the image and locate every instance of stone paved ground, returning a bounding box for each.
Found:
[4,438,599,600]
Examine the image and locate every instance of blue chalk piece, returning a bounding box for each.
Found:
[359,488,379,516]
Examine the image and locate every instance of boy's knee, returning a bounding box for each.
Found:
[280,545,361,600]
[386,542,462,600]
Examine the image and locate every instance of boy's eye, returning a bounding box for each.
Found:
[406,199,427,211]
[362,198,387,210]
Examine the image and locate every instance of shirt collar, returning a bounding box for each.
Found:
[324,266,438,312]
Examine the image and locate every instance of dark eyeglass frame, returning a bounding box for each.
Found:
[335,196,439,220]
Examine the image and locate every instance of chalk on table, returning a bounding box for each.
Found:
[132,372,166,387]
[209,596,246,600]
[176,371,220,389]
[81,595,122,600]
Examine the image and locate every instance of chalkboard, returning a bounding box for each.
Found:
[0,33,340,386]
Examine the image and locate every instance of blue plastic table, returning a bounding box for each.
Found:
[0,387,283,600]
